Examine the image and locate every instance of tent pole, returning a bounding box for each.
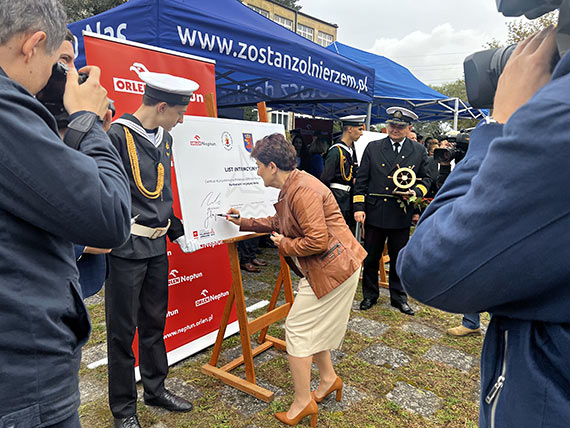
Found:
[366,103,372,130]
[453,98,459,131]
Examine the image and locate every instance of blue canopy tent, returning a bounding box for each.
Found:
[69,0,375,111]
[324,42,488,127]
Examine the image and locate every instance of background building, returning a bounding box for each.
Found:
[241,0,338,129]
[242,0,337,46]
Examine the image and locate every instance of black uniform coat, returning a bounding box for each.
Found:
[108,114,183,259]
[353,137,432,229]
[320,142,357,213]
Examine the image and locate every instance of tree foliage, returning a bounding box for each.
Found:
[506,11,558,44]
[61,0,127,23]
[484,10,558,48]
[272,0,302,10]
[412,79,479,137]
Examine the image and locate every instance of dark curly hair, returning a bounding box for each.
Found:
[251,133,297,171]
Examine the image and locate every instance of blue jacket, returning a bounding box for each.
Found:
[0,69,131,426]
[397,52,570,427]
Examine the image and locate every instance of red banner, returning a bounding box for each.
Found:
[84,33,236,366]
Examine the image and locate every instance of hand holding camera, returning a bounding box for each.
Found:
[64,65,109,118]
[493,25,557,124]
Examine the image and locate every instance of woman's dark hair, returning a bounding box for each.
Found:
[251,133,297,171]
[310,135,329,155]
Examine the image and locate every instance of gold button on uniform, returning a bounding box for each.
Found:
[385,187,389,190]
[384,198,388,202]
[381,163,385,167]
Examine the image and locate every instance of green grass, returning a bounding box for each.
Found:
[79,246,482,427]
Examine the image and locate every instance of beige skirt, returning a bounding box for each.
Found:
[285,267,361,358]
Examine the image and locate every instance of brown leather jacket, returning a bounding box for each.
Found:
[240,169,367,298]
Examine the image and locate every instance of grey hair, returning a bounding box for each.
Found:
[0,0,67,54]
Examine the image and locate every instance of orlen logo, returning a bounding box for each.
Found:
[190,135,202,146]
[113,63,148,94]
[168,269,204,286]
[112,63,205,103]
[192,230,199,239]
[195,289,230,307]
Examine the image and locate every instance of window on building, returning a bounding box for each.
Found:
[296,23,314,41]
[317,31,334,47]
[270,111,290,131]
[273,14,294,31]
[248,5,269,18]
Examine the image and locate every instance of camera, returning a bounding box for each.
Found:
[463,0,568,108]
[36,62,88,128]
[433,131,470,164]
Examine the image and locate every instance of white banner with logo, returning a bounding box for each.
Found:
[171,116,284,247]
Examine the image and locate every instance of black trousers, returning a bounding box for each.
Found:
[106,254,169,418]
[361,224,410,305]
[238,237,259,264]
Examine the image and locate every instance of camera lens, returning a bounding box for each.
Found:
[489,44,517,81]
[464,44,515,109]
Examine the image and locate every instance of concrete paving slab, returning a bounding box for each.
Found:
[401,322,443,339]
[309,379,369,411]
[423,344,475,373]
[347,316,389,338]
[221,379,283,417]
[81,343,107,367]
[357,343,410,369]
[386,381,443,418]
[79,378,106,404]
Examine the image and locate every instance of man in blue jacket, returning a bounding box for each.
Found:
[0,1,131,426]
[397,22,570,428]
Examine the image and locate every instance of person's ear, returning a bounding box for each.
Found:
[22,31,47,62]
[157,102,168,113]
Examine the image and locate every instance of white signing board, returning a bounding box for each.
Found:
[171,116,284,247]
[353,130,387,164]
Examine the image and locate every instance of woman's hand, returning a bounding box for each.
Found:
[225,208,241,226]
[270,231,284,247]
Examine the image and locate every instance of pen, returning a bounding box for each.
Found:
[216,213,240,219]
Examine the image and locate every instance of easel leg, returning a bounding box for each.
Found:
[227,242,256,383]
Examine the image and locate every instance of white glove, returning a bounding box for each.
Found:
[174,235,200,253]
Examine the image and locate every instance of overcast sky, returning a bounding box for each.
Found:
[301,0,528,86]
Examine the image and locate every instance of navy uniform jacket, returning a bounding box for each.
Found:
[108,114,183,259]
[0,68,130,424]
[397,49,570,427]
[353,137,432,229]
[321,142,357,212]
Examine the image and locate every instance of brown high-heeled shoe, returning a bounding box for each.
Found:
[274,399,318,427]
[311,376,343,403]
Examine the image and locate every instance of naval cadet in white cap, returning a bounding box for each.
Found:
[320,115,365,230]
[106,71,199,428]
[353,107,432,315]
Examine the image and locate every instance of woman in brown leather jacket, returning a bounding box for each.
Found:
[226,133,366,427]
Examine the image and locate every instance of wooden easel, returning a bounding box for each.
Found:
[201,101,294,402]
[201,234,294,401]
[379,244,390,289]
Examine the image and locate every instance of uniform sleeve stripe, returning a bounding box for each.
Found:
[353,195,365,203]
[416,184,427,197]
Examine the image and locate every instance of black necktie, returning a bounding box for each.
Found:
[393,142,400,154]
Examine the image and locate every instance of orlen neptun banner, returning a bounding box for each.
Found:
[83,32,237,366]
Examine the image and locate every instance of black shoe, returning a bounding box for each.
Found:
[144,389,193,412]
[359,298,377,311]
[391,302,415,316]
[114,415,141,428]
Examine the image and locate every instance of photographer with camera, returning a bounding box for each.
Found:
[0,1,131,426]
[398,0,570,425]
